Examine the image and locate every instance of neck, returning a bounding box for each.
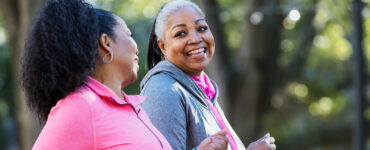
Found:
[92,67,127,100]
[189,71,203,78]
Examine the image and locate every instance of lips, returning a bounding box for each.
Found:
[186,47,207,56]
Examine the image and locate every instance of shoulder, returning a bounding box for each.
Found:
[144,73,177,86]
[140,73,187,111]
[48,86,97,119]
[33,86,96,149]
[141,73,184,95]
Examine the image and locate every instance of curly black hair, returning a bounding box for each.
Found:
[21,0,118,121]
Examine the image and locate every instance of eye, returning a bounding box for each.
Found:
[175,31,186,37]
[198,26,208,32]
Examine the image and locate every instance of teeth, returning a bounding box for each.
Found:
[188,48,205,54]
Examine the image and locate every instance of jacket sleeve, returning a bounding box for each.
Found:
[140,74,187,150]
[32,97,95,150]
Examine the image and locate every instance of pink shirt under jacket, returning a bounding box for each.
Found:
[32,77,172,150]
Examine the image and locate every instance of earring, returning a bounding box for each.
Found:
[102,52,113,64]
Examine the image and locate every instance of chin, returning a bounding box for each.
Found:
[188,65,207,75]
[131,73,137,82]
[194,61,210,70]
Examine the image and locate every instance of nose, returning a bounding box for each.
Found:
[187,32,202,44]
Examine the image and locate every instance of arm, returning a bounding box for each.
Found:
[141,74,187,150]
[32,97,95,150]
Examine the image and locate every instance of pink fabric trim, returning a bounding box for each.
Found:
[190,73,216,100]
[205,99,238,150]
[191,73,238,150]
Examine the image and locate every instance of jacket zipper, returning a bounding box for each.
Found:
[110,97,164,149]
[135,108,164,148]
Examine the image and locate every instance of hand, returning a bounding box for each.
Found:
[246,133,276,150]
[196,130,229,150]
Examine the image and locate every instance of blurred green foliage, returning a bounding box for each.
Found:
[0,11,18,149]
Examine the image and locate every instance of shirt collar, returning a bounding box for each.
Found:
[84,76,146,108]
[190,72,216,101]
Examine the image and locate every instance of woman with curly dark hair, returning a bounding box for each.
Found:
[22,0,229,149]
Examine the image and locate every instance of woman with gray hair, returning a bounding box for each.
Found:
[141,0,277,150]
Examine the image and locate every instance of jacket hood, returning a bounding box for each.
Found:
[140,61,219,105]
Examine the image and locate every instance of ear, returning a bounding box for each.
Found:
[157,39,166,57]
[98,33,113,55]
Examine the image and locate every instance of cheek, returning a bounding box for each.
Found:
[123,39,134,51]
[205,35,215,55]
[206,33,215,46]
[129,39,137,50]
[165,42,185,57]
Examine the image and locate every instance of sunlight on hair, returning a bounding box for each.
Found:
[85,0,96,5]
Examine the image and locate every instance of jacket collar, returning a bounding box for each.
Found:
[140,61,219,105]
[85,76,146,108]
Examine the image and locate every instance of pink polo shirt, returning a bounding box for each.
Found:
[32,77,172,150]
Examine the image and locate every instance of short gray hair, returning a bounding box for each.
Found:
[155,0,205,40]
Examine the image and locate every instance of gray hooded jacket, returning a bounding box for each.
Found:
[140,61,246,150]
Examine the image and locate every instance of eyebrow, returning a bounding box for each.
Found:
[171,18,206,31]
[195,18,205,23]
[171,24,187,31]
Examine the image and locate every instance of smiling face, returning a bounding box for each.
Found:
[157,6,215,76]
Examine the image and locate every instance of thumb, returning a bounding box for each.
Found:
[214,130,228,136]
[264,133,270,138]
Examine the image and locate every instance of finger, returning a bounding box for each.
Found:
[263,138,270,145]
[257,136,268,143]
[209,136,227,144]
[264,133,270,138]
[221,139,228,150]
[270,144,277,150]
[211,136,229,150]
[256,133,270,142]
[211,135,229,144]
[214,130,228,136]
[200,136,213,146]
[212,138,228,145]
[209,143,222,149]
[267,137,275,144]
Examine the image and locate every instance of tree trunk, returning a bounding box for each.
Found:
[231,0,283,144]
[200,0,284,145]
[0,0,46,149]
